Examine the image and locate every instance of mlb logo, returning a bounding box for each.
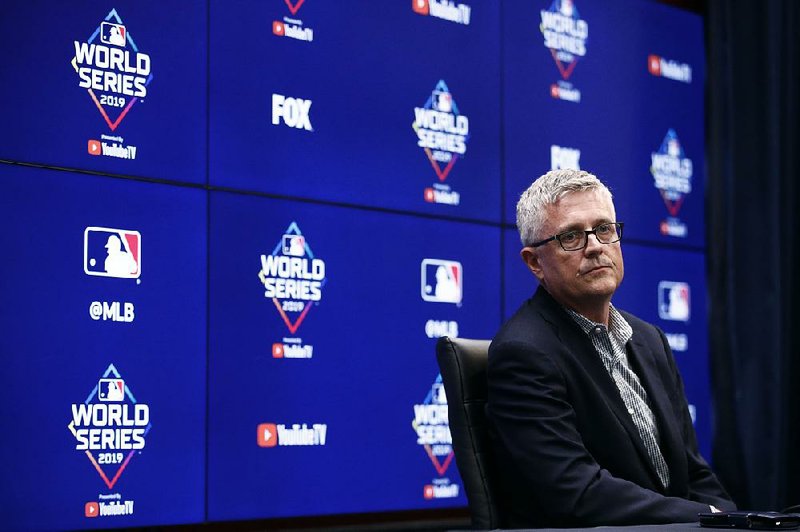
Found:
[100,22,126,47]
[421,259,462,304]
[98,379,125,401]
[648,54,662,76]
[431,382,447,405]
[658,281,690,322]
[84,227,141,279]
[432,90,452,113]
[257,423,278,447]
[551,145,581,171]
[282,234,306,257]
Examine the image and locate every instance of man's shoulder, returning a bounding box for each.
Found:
[491,289,566,352]
[492,294,664,348]
[615,306,663,340]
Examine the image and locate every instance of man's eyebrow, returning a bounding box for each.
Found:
[555,218,614,234]
[555,223,584,234]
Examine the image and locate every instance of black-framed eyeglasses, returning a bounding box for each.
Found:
[530,222,624,251]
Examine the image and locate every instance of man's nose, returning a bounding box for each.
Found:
[583,233,603,254]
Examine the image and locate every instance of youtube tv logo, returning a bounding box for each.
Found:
[271,14,313,42]
[257,423,278,447]
[257,422,328,447]
[421,483,460,499]
[85,501,99,518]
[412,0,470,25]
[413,0,430,15]
[424,187,435,203]
[270,342,313,359]
[87,139,101,156]
[647,54,692,83]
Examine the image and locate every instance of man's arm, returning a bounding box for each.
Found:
[487,339,716,528]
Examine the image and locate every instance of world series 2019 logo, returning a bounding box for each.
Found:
[258,222,326,359]
[67,364,151,491]
[72,9,153,130]
[72,9,153,160]
[540,0,587,103]
[412,80,470,206]
[411,375,460,500]
[651,129,693,238]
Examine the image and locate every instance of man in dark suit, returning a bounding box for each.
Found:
[487,169,735,528]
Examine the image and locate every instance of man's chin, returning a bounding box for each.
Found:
[581,275,619,296]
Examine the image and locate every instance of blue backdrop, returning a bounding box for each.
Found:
[0,0,707,529]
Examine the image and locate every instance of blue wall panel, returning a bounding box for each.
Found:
[0,164,206,530]
[0,1,206,184]
[207,192,500,519]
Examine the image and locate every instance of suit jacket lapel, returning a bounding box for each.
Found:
[627,334,688,493]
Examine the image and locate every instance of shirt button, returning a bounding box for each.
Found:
[628,408,635,415]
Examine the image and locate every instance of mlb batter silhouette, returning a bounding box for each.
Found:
[287,236,305,257]
[101,380,124,401]
[104,235,137,276]
[434,265,459,302]
[667,284,690,321]
[108,25,125,46]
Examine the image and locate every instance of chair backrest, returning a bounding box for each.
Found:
[435,336,499,530]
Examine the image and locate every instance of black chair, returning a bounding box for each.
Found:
[436,336,500,530]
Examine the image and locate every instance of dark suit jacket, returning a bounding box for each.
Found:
[487,287,735,528]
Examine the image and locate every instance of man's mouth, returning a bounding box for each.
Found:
[579,264,612,276]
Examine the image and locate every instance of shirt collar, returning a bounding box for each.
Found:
[564,304,633,345]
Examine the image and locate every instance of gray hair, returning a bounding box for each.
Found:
[516,169,613,246]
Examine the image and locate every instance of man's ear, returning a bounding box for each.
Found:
[521,247,545,282]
